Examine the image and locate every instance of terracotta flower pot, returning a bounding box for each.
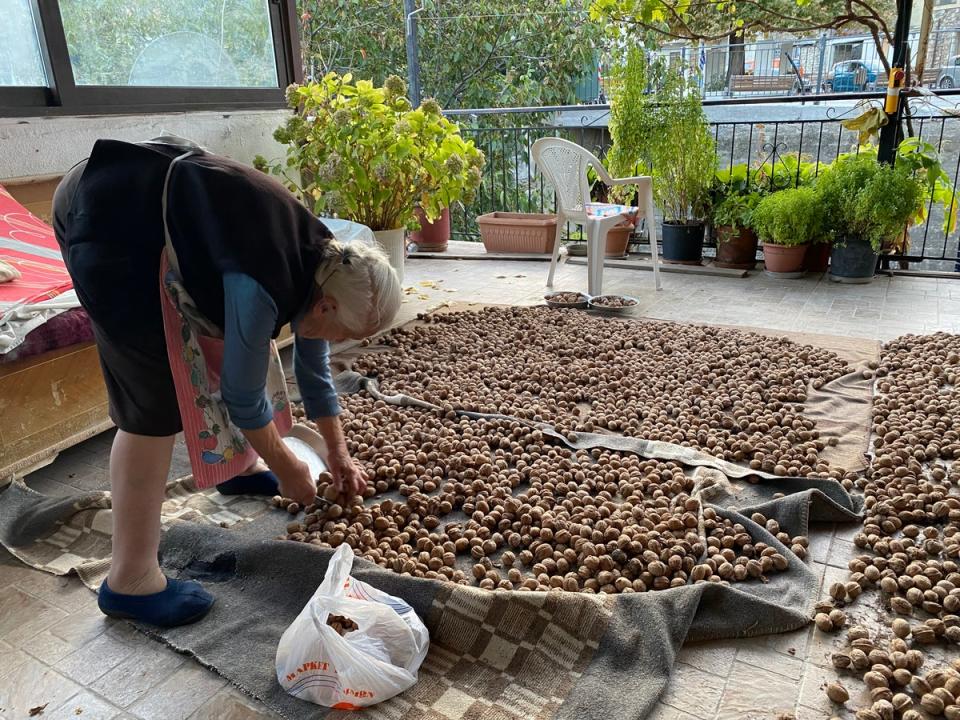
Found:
[476,212,557,253]
[762,243,808,274]
[604,223,632,257]
[714,226,759,269]
[804,242,832,273]
[410,207,450,251]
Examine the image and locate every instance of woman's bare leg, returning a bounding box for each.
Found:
[106,430,175,595]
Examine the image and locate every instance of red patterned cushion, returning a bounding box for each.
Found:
[0,185,73,308]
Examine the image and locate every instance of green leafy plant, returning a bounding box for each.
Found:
[755,153,820,191]
[712,192,762,233]
[815,153,925,252]
[853,138,959,235]
[709,162,765,235]
[851,166,924,252]
[606,46,659,203]
[255,73,484,231]
[751,187,824,247]
[648,65,716,223]
[714,163,754,195]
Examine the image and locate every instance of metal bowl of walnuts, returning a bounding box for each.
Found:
[587,294,639,314]
[544,291,590,309]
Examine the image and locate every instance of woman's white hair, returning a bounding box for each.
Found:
[314,240,402,337]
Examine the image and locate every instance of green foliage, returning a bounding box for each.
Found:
[851,167,924,252]
[891,138,958,235]
[256,74,484,231]
[814,153,924,251]
[709,162,763,232]
[298,0,602,111]
[751,187,824,246]
[714,163,755,194]
[755,154,819,191]
[647,66,716,222]
[712,192,762,232]
[606,46,658,202]
[588,0,894,50]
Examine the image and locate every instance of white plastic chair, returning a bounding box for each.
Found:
[532,137,661,294]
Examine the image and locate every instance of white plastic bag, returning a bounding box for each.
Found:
[319,217,377,248]
[276,544,430,708]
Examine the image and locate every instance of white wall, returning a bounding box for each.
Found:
[0,108,291,179]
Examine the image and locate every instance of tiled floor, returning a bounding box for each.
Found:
[2,253,958,719]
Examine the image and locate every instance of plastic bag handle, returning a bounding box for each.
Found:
[314,544,354,601]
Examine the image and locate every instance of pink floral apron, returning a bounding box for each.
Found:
[156,142,292,488]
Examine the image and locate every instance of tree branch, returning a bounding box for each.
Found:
[600,0,895,46]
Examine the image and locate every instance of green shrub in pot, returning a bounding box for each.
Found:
[712,191,761,231]
[815,153,924,282]
[255,73,484,233]
[606,45,658,205]
[710,189,762,268]
[751,187,823,274]
[831,138,958,258]
[649,66,716,263]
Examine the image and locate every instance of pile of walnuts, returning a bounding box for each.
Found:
[354,307,850,476]
[284,397,808,592]
[813,332,960,718]
[276,308,850,594]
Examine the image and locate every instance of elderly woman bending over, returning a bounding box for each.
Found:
[52,137,401,627]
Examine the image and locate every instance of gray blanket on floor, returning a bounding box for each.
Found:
[0,456,860,720]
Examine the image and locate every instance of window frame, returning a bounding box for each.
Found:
[0,0,302,117]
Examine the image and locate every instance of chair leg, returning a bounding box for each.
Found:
[646,193,662,291]
[546,216,564,288]
[587,221,605,296]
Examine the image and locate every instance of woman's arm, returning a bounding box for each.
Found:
[222,273,315,503]
[294,335,368,496]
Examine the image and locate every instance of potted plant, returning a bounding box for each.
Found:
[648,68,716,264]
[804,236,833,273]
[256,74,484,278]
[602,46,656,258]
[816,153,924,283]
[868,138,958,266]
[410,207,451,252]
[709,164,762,268]
[751,187,823,274]
[476,212,558,253]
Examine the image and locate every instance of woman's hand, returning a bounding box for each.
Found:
[314,416,368,497]
[327,447,368,498]
[275,457,317,506]
[239,423,317,505]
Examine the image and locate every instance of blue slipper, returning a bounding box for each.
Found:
[98,577,214,627]
[215,470,279,496]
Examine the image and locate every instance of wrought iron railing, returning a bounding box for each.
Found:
[445,100,960,273]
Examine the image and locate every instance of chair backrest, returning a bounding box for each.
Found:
[531,137,604,221]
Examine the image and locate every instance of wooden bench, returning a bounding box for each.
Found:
[729,74,796,93]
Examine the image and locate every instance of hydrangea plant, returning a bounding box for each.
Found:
[255,73,485,231]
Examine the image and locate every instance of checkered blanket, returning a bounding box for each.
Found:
[0,447,861,720]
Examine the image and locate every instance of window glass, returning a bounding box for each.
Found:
[58,0,278,87]
[0,0,47,86]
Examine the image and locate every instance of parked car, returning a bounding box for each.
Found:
[822,61,878,92]
[937,56,960,88]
